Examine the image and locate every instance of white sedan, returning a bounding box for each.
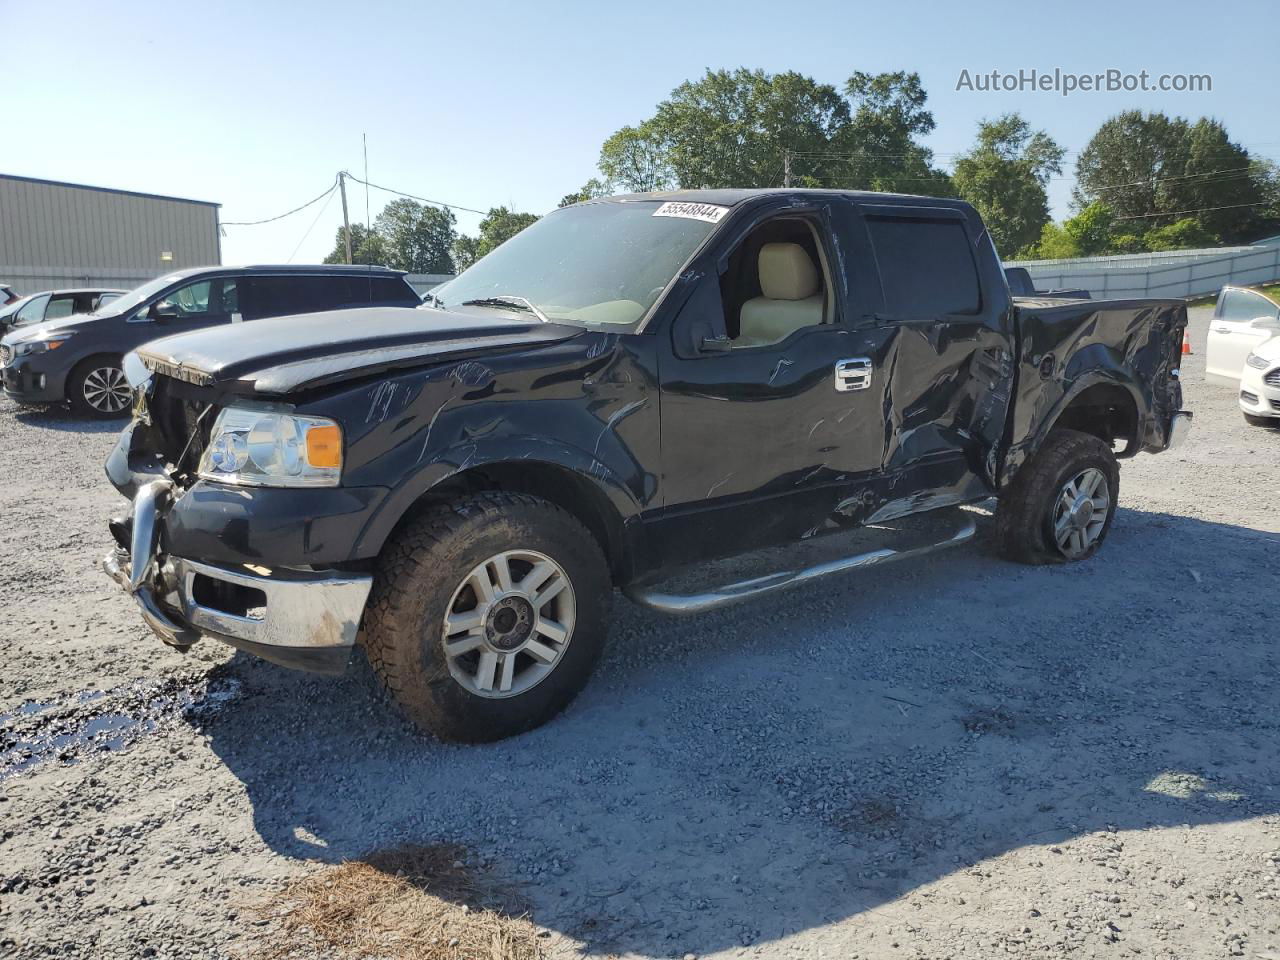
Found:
[1205,285,1280,426]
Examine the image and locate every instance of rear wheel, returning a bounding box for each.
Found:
[68,357,131,418]
[363,492,610,742]
[995,429,1119,565]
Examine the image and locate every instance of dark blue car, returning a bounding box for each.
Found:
[0,264,421,417]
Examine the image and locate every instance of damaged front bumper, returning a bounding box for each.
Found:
[102,478,373,675]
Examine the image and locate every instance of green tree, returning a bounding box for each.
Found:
[452,207,540,271]
[598,126,675,193]
[558,178,612,208]
[952,113,1064,256]
[581,67,951,197]
[322,223,388,266]
[371,199,457,274]
[826,71,953,194]
[1019,202,1117,260]
[1144,218,1219,251]
[1074,111,1271,245]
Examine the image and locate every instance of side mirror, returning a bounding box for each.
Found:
[150,302,179,322]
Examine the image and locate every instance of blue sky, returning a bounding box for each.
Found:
[5,0,1276,264]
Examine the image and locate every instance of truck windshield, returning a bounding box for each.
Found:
[434,200,718,327]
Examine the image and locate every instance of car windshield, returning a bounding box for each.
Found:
[90,273,186,317]
[432,200,720,327]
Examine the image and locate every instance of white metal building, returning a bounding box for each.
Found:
[0,174,220,296]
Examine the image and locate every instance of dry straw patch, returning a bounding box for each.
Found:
[246,844,543,960]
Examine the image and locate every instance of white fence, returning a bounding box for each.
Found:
[1005,243,1280,300]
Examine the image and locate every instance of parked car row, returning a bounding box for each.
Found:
[0,288,125,332]
[1204,284,1280,427]
[0,265,422,416]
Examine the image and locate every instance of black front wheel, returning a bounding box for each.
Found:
[68,357,131,418]
[995,429,1120,565]
[362,492,611,742]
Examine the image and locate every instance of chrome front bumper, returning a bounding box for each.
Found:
[103,478,373,674]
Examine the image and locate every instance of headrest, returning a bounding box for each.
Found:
[758,242,819,301]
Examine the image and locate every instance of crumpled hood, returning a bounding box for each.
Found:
[135,305,584,395]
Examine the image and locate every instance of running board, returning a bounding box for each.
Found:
[624,513,977,616]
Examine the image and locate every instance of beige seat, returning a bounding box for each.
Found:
[737,242,823,346]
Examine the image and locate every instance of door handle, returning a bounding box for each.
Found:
[834,357,873,392]
[1214,326,1232,334]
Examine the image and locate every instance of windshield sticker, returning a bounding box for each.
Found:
[652,201,730,223]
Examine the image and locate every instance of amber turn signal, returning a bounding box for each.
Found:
[305,424,343,468]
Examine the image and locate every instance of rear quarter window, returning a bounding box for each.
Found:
[866,216,981,316]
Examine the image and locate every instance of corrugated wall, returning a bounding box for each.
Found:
[1006,244,1280,300]
[0,175,220,295]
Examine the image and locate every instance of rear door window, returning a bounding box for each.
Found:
[866,215,981,317]
[43,296,78,321]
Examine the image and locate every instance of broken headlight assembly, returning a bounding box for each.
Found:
[198,405,343,488]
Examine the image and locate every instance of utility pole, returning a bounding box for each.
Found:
[338,171,353,264]
[783,150,792,188]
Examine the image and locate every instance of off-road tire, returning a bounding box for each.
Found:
[995,428,1120,565]
[67,355,130,419]
[1243,412,1277,428]
[363,492,610,742]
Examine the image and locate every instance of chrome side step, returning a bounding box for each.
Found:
[624,514,977,616]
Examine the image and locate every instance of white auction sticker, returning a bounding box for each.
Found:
[652,201,730,223]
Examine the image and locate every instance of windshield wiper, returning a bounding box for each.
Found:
[460,295,551,324]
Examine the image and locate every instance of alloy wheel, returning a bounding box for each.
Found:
[82,366,131,414]
[441,549,576,699]
[1052,467,1110,559]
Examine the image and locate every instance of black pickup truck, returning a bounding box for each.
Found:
[103,189,1191,742]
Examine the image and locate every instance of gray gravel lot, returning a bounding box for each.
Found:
[1,305,1278,959]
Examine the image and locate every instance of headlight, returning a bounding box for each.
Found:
[1245,352,1270,370]
[198,406,343,488]
[14,335,73,357]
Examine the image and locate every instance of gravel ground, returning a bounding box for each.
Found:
[1,305,1277,959]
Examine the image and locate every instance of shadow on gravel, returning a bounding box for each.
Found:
[10,406,125,433]
[203,507,1278,956]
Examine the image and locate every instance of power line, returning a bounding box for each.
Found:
[221,178,339,226]
[1114,200,1276,221]
[345,174,489,216]
[286,185,338,263]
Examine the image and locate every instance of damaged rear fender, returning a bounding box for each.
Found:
[1002,368,1145,485]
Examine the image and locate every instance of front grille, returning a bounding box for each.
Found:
[0,344,11,367]
[1272,399,1280,412]
[1265,369,1280,387]
[1241,390,1259,404]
